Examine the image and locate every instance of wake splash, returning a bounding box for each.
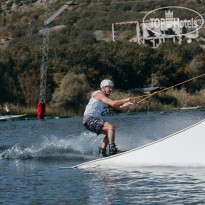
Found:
[0,132,102,161]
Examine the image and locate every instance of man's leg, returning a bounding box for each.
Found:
[101,122,117,156]
[98,134,108,157]
[101,134,109,149]
[83,117,116,156]
[102,122,115,146]
[99,123,112,157]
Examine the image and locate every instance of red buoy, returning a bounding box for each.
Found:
[37,102,45,119]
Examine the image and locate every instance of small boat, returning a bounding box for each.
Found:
[73,119,205,169]
[0,114,27,121]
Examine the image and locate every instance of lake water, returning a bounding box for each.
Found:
[0,110,205,204]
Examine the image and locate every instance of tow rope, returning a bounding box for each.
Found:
[131,73,205,104]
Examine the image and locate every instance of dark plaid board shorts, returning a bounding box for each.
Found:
[83,116,106,135]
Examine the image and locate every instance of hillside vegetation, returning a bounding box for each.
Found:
[0,0,205,116]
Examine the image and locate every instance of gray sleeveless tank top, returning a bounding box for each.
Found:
[83,90,108,119]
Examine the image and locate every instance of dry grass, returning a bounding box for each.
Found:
[110,88,205,112]
[165,88,205,107]
[0,104,78,118]
[0,104,37,117]
[1,88,204,117]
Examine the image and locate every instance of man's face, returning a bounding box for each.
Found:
[104,86,113,95]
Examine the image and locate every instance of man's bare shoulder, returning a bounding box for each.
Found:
[94,91,106,100]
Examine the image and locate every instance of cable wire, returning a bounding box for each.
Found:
[131,73,205,104]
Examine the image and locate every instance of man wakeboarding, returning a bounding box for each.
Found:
[83,79,135,157]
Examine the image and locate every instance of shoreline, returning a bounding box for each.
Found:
[0,106,204,122]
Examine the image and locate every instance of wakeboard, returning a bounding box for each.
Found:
[73,149,130,169]
[0,114,27,121]
[115,150,129,155]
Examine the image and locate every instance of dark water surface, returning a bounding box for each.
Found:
[0,110,205,204]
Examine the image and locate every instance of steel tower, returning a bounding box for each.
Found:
[37,0,74,119]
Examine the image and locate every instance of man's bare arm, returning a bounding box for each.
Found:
[118,101,135,109]
[94,92,135,109]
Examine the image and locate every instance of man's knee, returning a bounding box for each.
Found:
[108,124,115,131]
[103,122,115,131]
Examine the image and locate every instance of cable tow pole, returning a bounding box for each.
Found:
[131,73,205,104]
[37,0,75,120]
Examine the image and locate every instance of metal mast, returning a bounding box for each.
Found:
[38,0,74,119]
[39,0,50,104]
